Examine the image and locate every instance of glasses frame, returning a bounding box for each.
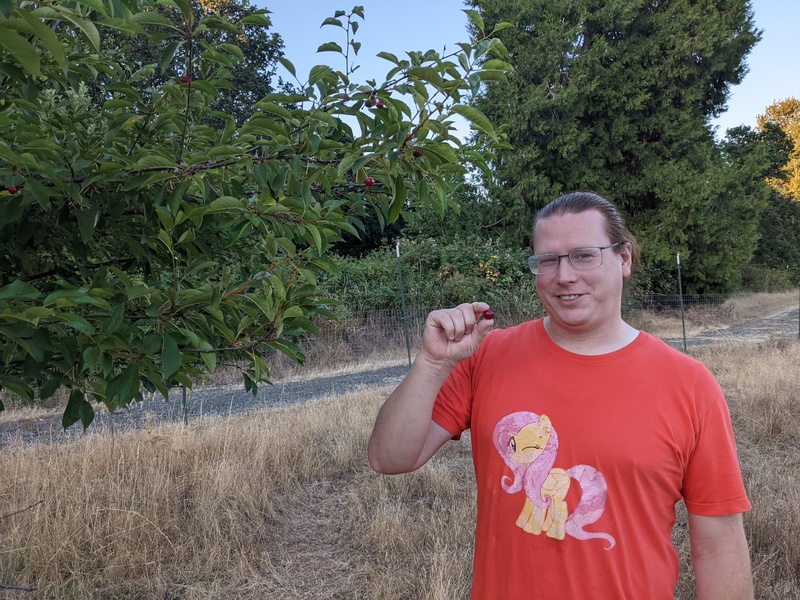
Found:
[527,242,623,275]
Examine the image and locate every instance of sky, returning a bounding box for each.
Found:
[262,0,799,140]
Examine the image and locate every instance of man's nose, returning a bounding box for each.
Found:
[554,255,578,281]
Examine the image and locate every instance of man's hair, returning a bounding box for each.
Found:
[530,191,641,272]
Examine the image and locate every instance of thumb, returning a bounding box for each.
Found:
[471,309,495,344]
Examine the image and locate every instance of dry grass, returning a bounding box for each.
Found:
[2,339,799,598]
[628,290,798,338]
[0,388,477,599]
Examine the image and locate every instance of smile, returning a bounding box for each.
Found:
[558,294,580,300]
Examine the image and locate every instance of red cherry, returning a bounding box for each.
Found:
[180,74,192,83]
[483,309,495,320]
[7,186,18,194]
[364,177,375,187]
[376,101,385,109]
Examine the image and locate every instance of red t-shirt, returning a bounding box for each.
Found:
[432,318,750,599]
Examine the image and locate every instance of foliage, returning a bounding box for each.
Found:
[758,97,800,200]
[97,0,287,126]
[0,1,511,427]
[720,124,799,286]
[466,0,765,294]
[739,264,797,293]
[323,236,538,313]
[750,192,800,286]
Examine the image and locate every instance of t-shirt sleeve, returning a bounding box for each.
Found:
[431,356,476,439]
[682,379,751,516]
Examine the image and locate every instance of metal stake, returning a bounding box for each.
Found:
[677,253,687,353]
[396,240,412,367]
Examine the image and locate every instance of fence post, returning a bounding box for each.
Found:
[396,241,412,367]
[677,253,687,352]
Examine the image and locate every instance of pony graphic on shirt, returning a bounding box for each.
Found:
[493,411,616,549]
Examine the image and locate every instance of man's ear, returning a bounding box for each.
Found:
[620,242,633,279]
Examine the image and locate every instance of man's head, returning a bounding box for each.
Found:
[530,191,640,273]
[529,192,639,343]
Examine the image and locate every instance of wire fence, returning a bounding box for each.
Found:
[280,294,743,371]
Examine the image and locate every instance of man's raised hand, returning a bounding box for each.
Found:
[420,302,495,367]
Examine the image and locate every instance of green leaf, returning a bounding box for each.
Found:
[131,11,175,27]
[0,376,33,402]
[253,101,292,121]
[450,104,497,138]
[388,175,407,223]
[490,22,513,34]
[481,59,513,72]
[62,390,94,431]
[317,42,343,53]
[208,145,245,158]
[377,51,400,65]
[101,17,145,35]
[159,40,182,72]
[60,313,94,335]
[134,154,176,169]
[206,196,243,213]
[76,0,108,16]
[0,28,41,76]
[240,14,271,26]
[105,303,125,334]
[75,205,99,243]
[31,7,102,52]
[277,56,296,77]
[161,333,181,379]
[242,372,257,396]
[19,9,66,67]
[0,279,40,301]
[266,338,305,363]
[463,9,485,34]
[476,70,508,83]
[105,364,141,408]
[406,67,445,89]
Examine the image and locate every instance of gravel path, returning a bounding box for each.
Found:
[2,308,797,448]
[0,365,411,448]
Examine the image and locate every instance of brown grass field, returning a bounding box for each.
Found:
[1,291,798,598]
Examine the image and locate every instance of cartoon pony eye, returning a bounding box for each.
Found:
[509,436,516,453]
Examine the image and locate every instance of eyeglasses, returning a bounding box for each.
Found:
[527,242,622,275]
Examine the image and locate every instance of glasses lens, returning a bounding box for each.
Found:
[568,247,602,269]
[528,254,559,275]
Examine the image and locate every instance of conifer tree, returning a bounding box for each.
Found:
[468,0,763,293]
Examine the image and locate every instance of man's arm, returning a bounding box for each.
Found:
[688,512,753,600]
[367,302,493,474]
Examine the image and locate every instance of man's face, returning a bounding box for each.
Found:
[532,210,631,339]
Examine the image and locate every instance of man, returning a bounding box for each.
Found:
[368,191,753,599]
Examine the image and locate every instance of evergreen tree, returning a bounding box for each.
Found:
[468,0,762,293]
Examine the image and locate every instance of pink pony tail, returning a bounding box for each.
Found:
[565,464,616,550]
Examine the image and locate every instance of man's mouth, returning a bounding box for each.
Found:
[558,294,580,300]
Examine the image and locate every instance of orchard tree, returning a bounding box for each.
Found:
[466,0,763,293]
[0,0,511,428]
[758,97,800,200]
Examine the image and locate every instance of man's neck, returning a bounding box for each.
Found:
[543,317,639,356]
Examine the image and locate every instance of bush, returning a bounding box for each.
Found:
[324,236,540,314]
[740,264,798,293]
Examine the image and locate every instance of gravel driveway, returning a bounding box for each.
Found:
[2,308,797,448]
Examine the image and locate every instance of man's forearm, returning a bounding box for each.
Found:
[690,513,754,600]
[367,354,455,474]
